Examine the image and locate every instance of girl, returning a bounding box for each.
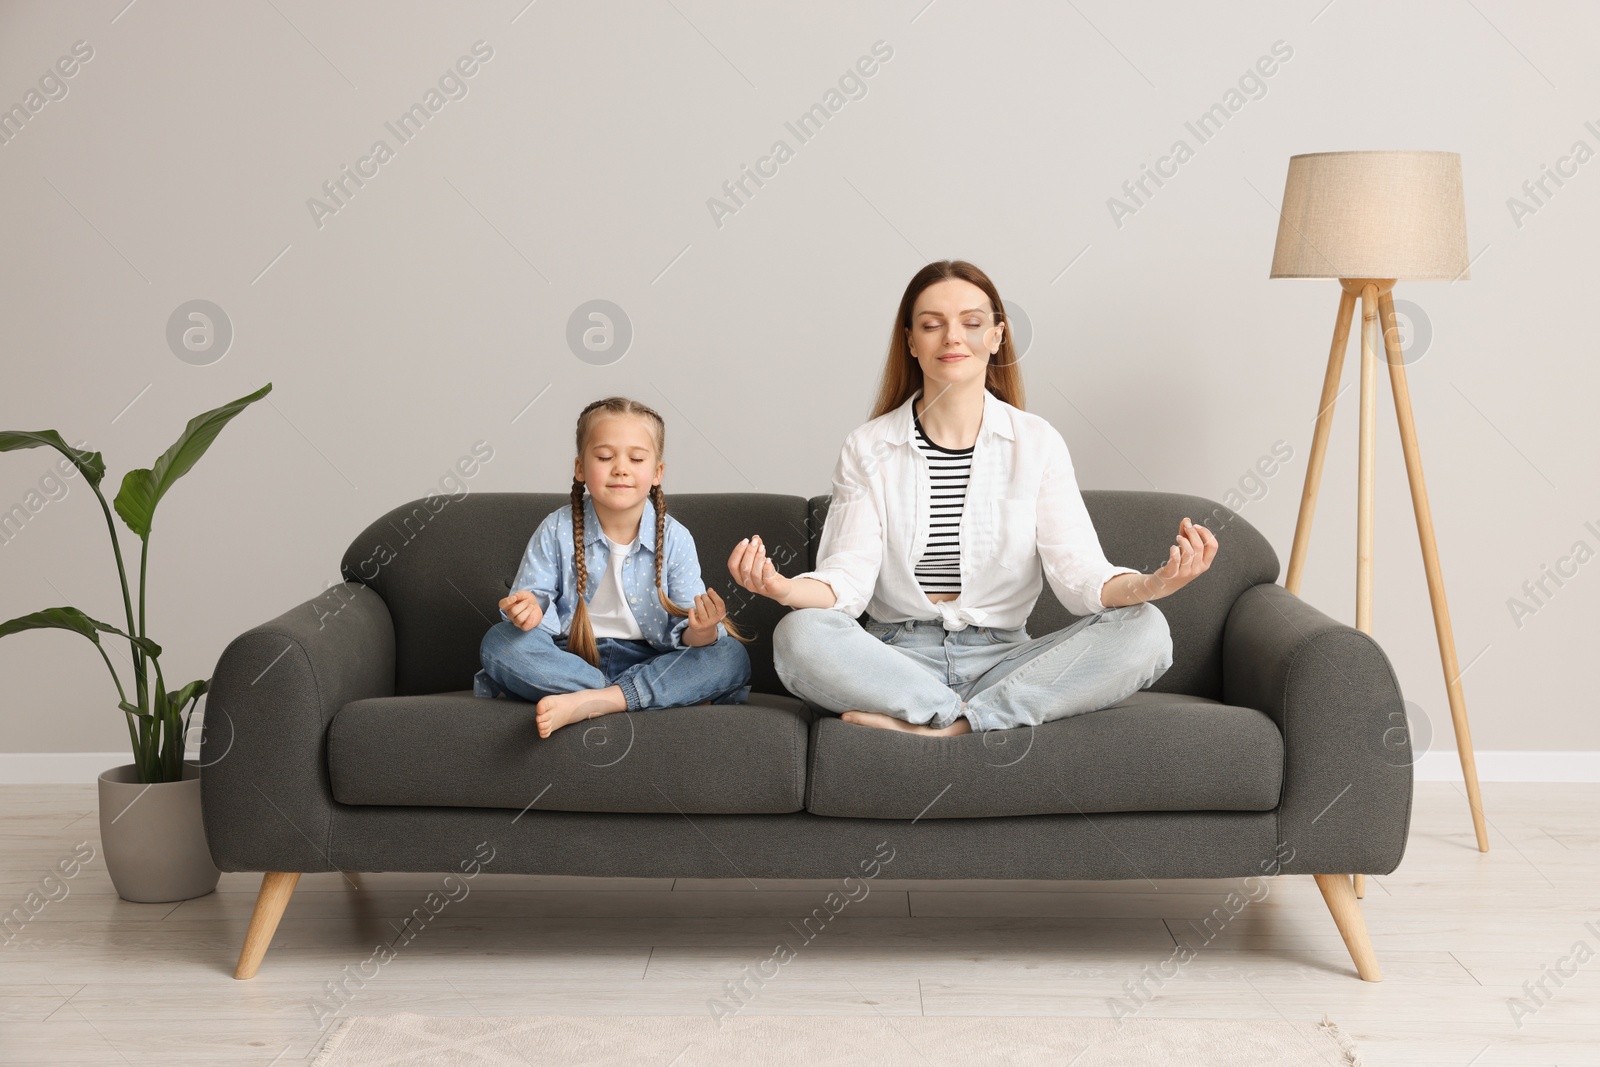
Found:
[475,396,755,738]
[727,260,1218,736]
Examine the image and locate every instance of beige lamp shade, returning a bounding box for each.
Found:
[1269,151,1470,280]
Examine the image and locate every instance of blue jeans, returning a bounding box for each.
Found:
[771,603,1172,732]
[476,622,752,710]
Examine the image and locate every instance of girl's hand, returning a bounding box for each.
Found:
[727,534,792,605]
[686,588,727,634]
[1142,517,1218,600]
[498,589,544,632]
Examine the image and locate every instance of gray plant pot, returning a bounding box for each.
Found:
[97,759,221,903]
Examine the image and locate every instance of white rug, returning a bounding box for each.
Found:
[311,1012,1363,1066]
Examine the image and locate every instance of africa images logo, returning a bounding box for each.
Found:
[306,41,495,230]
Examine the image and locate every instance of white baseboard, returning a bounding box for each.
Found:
[2,750,1599,785]
[0,753,202,784]
[1412,749,1600,783]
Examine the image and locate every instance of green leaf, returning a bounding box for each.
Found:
[166,678,208,715]
[0,607,97,642]
[0,430,105,487]
[113,383,272,540]
[119,700,155,723]
[0,607,163,658]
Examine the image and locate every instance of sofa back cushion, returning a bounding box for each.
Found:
[341,491,811,697]
[806,488,1279,702]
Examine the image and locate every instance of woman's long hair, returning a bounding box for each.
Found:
[869,260,1025,420]
[564,396,754,668]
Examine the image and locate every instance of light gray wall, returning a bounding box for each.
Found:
[2,1,1594,758]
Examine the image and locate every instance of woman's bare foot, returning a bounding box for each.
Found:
[535,686,627,738]
[840,710,972,736]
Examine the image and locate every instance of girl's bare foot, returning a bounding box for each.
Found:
[840,709,972,736]
[535,686,627,738]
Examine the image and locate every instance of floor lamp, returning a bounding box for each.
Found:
[1269,151,1488,901]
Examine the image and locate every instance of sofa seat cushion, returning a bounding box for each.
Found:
[803,692,1283,819]
[328,690,812,814]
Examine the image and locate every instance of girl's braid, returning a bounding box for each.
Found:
[650,485,752,644]
[564,476,601,667]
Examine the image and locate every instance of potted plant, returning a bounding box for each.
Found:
[0,383,272,902]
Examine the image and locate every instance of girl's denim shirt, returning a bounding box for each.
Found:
[490,491,727,651]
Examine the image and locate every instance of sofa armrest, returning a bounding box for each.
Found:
[200,582,395,872]
[1223,582,1413,875]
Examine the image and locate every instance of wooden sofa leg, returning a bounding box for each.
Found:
[234,872,301,980]
[1314,873,1382,981]
[1354,873,1366,898]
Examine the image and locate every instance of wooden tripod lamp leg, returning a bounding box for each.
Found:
[235,871,301,980]
[1354,285,1380,630]
[1351,282,1385,901]
[1378,290,1490,853]
[1285,288,1357,596]
[1314,873,1382,981]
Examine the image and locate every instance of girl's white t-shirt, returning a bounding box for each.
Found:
[586,535,646,641]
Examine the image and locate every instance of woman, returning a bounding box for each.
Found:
[727,260,1218,735]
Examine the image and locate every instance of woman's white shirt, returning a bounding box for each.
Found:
[792,388,1139,629]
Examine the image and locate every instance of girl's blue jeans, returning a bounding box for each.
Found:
[475,622,752,710]
[771,602,1172,732]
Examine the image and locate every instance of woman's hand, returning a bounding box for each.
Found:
[498,589,544,632]
[727,534,792,605]
[684,589,728,644]
[1141,517,1218,601]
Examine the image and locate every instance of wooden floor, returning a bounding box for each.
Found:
[2,782,1597,1065]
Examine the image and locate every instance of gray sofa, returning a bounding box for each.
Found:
[202,490,1412,982]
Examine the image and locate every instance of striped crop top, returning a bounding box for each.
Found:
[912,406,973,596]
